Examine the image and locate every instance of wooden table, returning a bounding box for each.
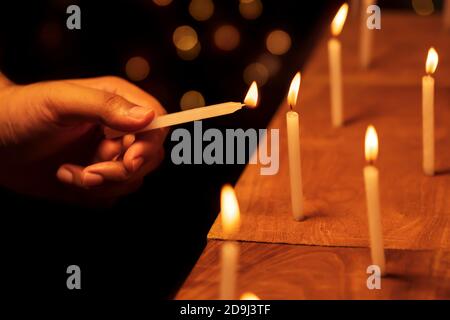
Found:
[176,12,450,299]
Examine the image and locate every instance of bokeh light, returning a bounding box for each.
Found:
[243,62,269,87]
[125,56,150,81]
[173,25,199,51]
[266,29,292,55]
[177,42,201,60]
[412,0,434,16]
[239,0,263,20]
[189,0,215,21]
[214,25,240,51]
[180,90,206,110]
[153,0,172,6]
[258,53,281,76]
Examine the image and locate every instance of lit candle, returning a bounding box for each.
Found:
[328,3,349,127]
[444,0,450,30]
[220,184,241,300]
[422,47,438,176]
[363,125,385,276]
[286,72,304,221]
[359,0,376,68]
[104,82,259,139]
[240,292,260,300]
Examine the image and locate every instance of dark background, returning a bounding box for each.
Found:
[0,0,442,303]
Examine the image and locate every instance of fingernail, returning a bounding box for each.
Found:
[57,167,73,184]
[132,157,144,172]
[82,172,104,187]
[128,106,153,120]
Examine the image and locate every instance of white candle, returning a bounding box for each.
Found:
[444,0,450,30]
[422,47,438,176]
[363,125,385,276]
[328,3,349,128]
[104,82,259,139]
[286,73,304,221]
[220,241,239,300]
[220,184,241,300]
[359,0,376,68]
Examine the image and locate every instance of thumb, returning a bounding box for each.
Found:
[40,81,155,131]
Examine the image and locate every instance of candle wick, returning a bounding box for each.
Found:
[289,103,293,111]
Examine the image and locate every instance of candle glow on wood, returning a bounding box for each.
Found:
[422,47,438,176]
[286,72,304,221]
[104,82,259,139]
[328,3,348,128]
[363,125,385,276]
[220,184,241,300]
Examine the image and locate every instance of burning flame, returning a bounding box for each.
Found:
[244,81,259,108]
[240,292,260,300]
[365,125,378,163]
[425,47,438,75]
[221,184,241,236]
[331,3,349,36]
[287,72,301,108]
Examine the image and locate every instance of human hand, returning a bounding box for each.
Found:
[0,75,167,205]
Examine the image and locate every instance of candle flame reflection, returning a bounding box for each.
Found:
[287,72,301,109]
[331,3,349,36]
[221,184,241,236]
[244,81,259,108]
[425,47,438,75]
[365,125,378,163]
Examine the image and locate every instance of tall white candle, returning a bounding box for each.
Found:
[359,0,376,68]
[286,72,304,221]
[422,47,438,176]
[220,241,239,300]
[328,3,349,128]
[220,184,241,300]
[444,0,450,30]
[363,125,385,276]
[104,82,259,139]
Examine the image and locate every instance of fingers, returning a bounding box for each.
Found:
[122,129,166,172]
[56,163,145,199]
[56,164,104,188]
[84,161,129,182]
[36,81,155,131]
[56,148,164,189]
[93,139,122,162]
[68,76,167,117]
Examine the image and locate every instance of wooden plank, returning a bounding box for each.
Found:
[176,241,450,300]
[208,12,450,250]
[306,12,450,86]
